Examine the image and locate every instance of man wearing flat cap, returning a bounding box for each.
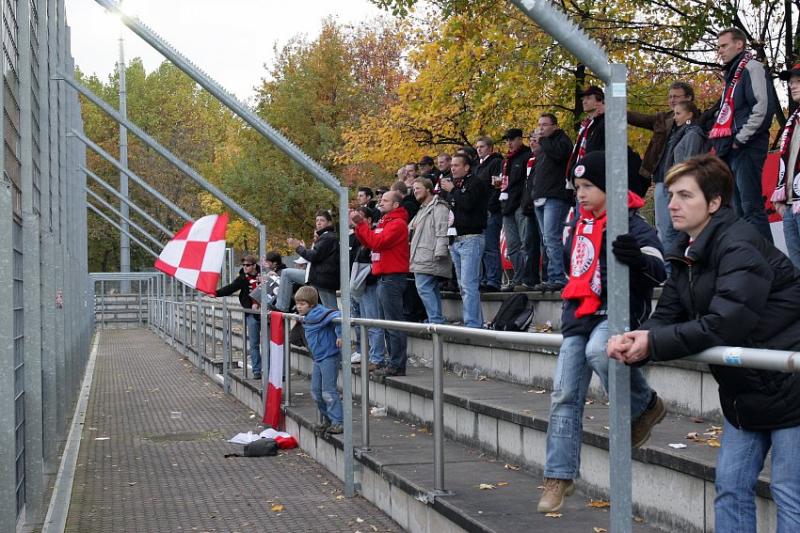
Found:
[499,127,533,291]
[770,63,800,268]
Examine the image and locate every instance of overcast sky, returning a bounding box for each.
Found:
[64,0,388,102]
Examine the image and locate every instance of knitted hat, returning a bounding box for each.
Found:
[572,151,607,191]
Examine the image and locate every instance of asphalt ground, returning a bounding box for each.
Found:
[64,328,401,533]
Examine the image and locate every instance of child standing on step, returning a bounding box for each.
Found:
[295,286,344,435]
[538,151,667,513]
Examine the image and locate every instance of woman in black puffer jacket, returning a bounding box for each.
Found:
[608,155,800,532]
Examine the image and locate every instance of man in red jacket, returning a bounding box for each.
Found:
[351,191,410,376]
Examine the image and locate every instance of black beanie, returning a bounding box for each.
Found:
[573,151,606,192]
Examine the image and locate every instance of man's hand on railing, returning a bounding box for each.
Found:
[608,330,649,364]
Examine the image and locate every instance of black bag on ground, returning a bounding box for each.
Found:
[244,438,278,457]
[490,293,534,332]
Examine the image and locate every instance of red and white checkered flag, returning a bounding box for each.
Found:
[154,214,229,295]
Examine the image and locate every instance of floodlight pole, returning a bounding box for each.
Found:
[118,14,130,290]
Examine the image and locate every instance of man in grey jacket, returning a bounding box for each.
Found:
[409,177,452,324]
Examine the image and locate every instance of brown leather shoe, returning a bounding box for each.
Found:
[537,477,575,513]
[631,393,666,448]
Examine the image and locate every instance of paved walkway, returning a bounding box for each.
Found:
[65,328,400,532]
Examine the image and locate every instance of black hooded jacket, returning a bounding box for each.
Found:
[296,226,340,290]
[643,207,800,430]
[216,264,261,310]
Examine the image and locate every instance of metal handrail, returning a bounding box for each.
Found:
[144,294,800,501]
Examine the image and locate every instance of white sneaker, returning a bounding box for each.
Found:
[350,352,362,364]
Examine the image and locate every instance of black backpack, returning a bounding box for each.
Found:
[490,294,534,332]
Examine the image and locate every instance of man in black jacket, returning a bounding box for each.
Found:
[284,210,340,309]
[499,128,533,291]
[440,153,490,327]
[475,135,504,291]
[214,254,263,379]
[532,113,574,291]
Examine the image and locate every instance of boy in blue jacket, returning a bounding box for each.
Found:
[538,151,667,513]
[295,286,344,434]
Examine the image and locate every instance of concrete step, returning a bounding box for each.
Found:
[403,331,722,420]
[285,377,666,533]
[289,347,776,533]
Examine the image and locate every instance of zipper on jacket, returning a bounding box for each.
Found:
[733,398,742,429]
[687,263,698,319]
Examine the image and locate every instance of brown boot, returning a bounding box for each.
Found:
[632,393,666,448]
[537,477,575,513]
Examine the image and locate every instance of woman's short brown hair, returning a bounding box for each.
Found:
[664,154,733,206]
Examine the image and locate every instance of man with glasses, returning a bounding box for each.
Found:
[214,254,263,379]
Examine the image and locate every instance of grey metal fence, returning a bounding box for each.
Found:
[0,1,92,531]
[144,294,800,506]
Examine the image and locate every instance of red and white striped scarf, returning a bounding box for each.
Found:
[771,108,800,211]
[709,53,752,139]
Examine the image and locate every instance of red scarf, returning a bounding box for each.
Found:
[526,153,537,177]
[771,108,800,209]
[709,53,752,139]
[562,192,645,318]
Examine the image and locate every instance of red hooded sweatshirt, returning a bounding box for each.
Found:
[354,207,410,276]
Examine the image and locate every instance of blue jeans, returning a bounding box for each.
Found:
[535,198,571,284]
[783,207,800,269]
[377,274,407,371]
[482,211,503,288]
[414,273,445,324]
[450,234,485,328]
[503,207,528,284]
[317,288,338,310]
[725,147,773,243]
[311,356,343,425]
[715,418,800,532]
[654,182,679,255]
[357,283,385,364]
[352,298,361,345]
[276,267,306,311]
[245,313,262,374]
[523,213,543,285]
[544,320,653,479]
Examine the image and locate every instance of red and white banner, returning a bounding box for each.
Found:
[263,311,284,429]
[154,213,229,295]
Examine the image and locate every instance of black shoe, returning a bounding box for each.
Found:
[542,281,566,292]
[480,284,501,293]
[252,372,262,380]
[373,366,406,378]
[500,284,517,292]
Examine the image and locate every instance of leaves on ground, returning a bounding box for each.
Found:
[270,503,285,512]
[495,481,509,487]
[478,483,495,490]
[504,463,520,471]
[587,499,610,508]
[545,512,562,518]
[593,528,608,533]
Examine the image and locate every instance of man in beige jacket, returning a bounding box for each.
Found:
[409,177,452,324]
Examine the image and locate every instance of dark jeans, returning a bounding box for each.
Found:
[523,214,545,285]
[378,274,407,371]
[723,147,773,243]
[482,211,503,288]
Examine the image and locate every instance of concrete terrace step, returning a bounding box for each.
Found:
[284,377,665,533]
[402,330,723,420]
[289,347,777,533]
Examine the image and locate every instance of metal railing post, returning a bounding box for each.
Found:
[283,314,291,407]
[222,299,231,388]
[360,323,370,450]
[100,280,105,329]
[242,310,248,378]
[138,279,142,325]
[432,331,445,493]
[211,304,217,362]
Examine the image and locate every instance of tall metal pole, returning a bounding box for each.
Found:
[118,12,130,290]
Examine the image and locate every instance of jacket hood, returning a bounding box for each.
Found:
[304,304,340,327]
[316,226,336,237]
